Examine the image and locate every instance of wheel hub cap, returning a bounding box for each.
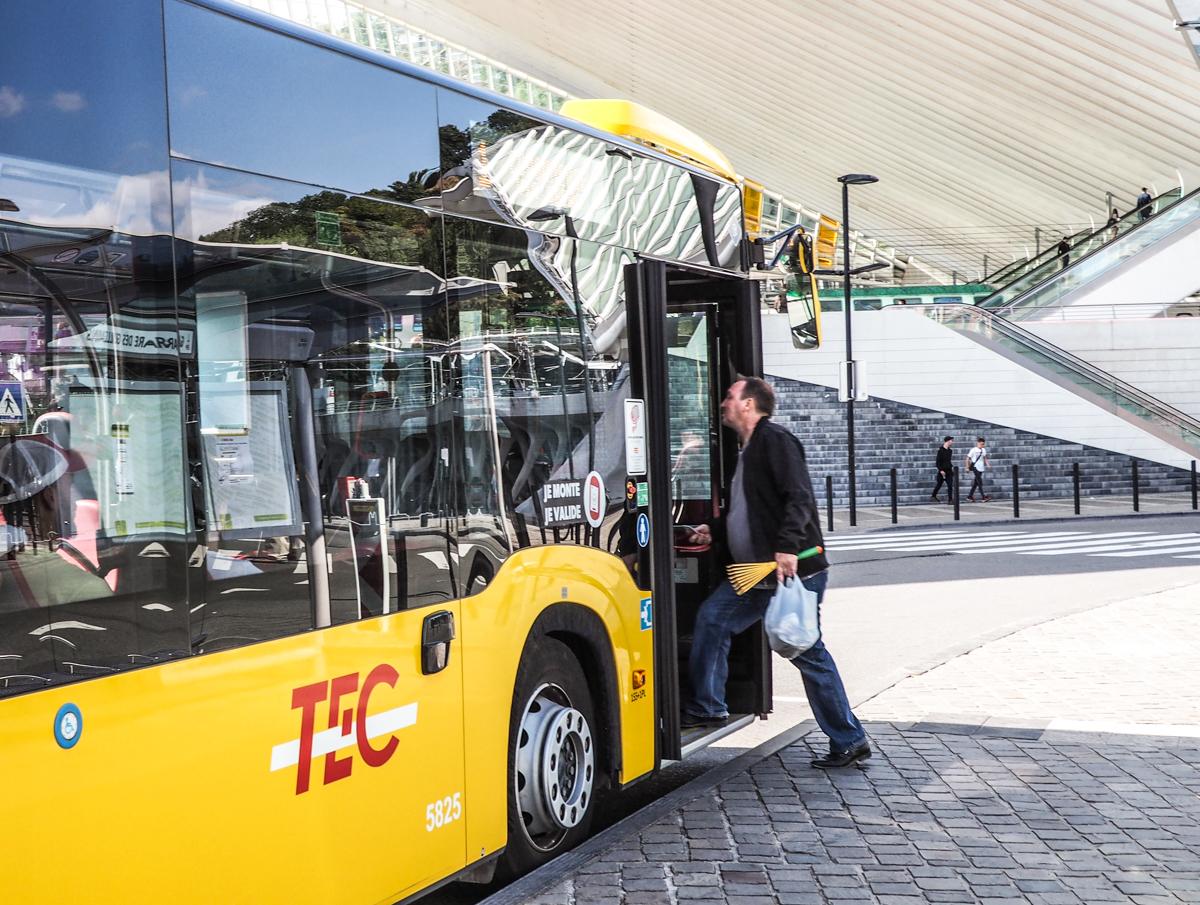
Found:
[515,686,594,848]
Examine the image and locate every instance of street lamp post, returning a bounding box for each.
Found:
[837,173,879,528]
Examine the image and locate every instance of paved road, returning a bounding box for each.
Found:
[433,513,1200,903]
[510,573,1200,905]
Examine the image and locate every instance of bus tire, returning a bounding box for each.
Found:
[502,635,602,877]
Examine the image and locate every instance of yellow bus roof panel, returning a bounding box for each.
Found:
[560,98,737,182]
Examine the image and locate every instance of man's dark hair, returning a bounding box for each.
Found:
[943,435,953,442]
[736,376,775,417]
[976,436,985,443]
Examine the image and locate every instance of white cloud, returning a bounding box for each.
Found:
[0,86,26,118]
[51,91,86,113]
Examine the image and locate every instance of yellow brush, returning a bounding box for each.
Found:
[725,561,776,595]
[726,546,825,595]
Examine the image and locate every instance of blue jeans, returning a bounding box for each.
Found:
[686,570,866,752]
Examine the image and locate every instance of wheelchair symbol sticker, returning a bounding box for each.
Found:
[54,703,82,749]
[639,597,653,631]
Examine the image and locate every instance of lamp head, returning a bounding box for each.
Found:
[837,174,878,186]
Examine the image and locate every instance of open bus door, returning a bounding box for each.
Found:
[624,258,772,761]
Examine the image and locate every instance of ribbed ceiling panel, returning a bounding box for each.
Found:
[382,0,1200,276]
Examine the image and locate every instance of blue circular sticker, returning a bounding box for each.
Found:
[636,512,650,548]
[54,703,83,749]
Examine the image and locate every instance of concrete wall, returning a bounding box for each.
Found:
[762,307,1197,469]
[1026,318,1200,419]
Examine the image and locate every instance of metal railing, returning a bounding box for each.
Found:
[909,303,1200,460]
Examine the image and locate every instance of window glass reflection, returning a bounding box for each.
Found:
[443,219,634,589]
[435,91,743,269]
[165,0,439,202]
[174,161,455,634]
[0,212,188,697]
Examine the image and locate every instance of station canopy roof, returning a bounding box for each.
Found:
[378,0,1200,280]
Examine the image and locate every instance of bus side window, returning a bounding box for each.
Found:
[174,161,455,637]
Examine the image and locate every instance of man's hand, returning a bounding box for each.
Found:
[775,552,797,581]
[688,524,712,545]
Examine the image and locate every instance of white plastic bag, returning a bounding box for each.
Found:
[764,576,819,658]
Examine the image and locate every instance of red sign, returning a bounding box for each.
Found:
[584,471,605,528]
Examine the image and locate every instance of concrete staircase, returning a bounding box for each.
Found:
[770,377,1195,507]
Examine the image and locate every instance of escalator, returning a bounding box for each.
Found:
[916,303,1200,461]
[980,186,1183,289]
[976,186,1200,319]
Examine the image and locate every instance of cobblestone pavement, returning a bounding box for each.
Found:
[508,582,1200,905]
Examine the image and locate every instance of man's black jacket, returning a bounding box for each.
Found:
[714,417,828,578]
[936,446,953,472]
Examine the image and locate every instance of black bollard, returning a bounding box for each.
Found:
[1192,460,1198,511]
[1132,458,1140,512]
[826,475,834,533]
[1012,463,1020,518]
[890,467,898,524]
[953,466,961,521]
[1073,462,1081,515]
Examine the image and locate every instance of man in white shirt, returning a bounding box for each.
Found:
[965,437,991,502]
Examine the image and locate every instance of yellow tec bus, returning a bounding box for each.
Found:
[1,2,785,902]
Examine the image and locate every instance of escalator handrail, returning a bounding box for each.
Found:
[978,185,1194,297]
[910,303,1200,442]
[980,185,1200,316]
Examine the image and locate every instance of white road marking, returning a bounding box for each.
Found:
[826,528,1200,560]
[825,531,1027,550]
[270,702,418,771]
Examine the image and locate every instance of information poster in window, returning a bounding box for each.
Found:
[66,382,189,539]
[202,382,302,539]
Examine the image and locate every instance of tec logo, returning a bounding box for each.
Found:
[270,664,418,795]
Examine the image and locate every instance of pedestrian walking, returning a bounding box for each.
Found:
[930,435,954,503]
[682,376,869,769]
[1056,236,1071,269]
[1136,187,1153,222]
[965,436,991,502]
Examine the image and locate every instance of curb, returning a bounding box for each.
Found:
[478,718,818,905]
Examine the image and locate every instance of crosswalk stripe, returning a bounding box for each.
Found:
[1022,533,1199,555]
[825,531,1026,551]
[824,527,1200,559]
[1093,542,1200,558]
[824,530,973,544]
[952,532,1100,552]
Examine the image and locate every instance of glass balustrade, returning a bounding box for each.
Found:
[916,304,1200,456]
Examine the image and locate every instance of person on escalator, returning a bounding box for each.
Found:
[1106,207,1120,241]
[1056,236,1071,270]
[680,376,869,769]
[1137,188,1153,222]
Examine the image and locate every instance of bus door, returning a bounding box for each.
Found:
[625,259,772,761]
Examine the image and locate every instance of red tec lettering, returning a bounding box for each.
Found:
[284,664,408,795]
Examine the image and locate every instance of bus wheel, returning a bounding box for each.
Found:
[504,636,600,876]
